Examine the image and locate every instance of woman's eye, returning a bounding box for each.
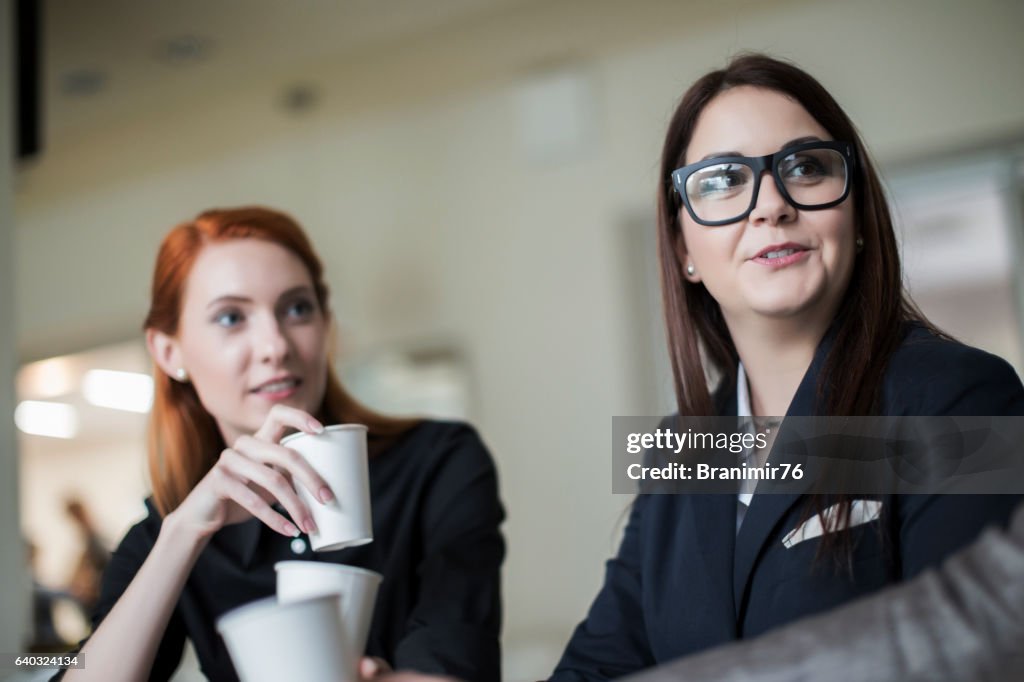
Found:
[695,165,748,196]
[214,310,244,328]
[285,299,316,319]
[783,156,827,180]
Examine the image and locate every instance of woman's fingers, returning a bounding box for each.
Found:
[359,657,393,679]
[254,404,324,443]
[188,405,333,538]
[232,435,334,506]
[359,658,379,678]
[210,465,301,537]
[218,449,317,535]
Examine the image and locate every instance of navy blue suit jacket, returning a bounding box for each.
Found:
[551,325,1024,680]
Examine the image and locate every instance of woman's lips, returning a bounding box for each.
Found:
[751,246,811,268]
[251,377,302,400]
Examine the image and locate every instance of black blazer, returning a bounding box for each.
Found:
[551,325,1024,680]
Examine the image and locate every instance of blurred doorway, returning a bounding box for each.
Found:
[888,149,1024,372]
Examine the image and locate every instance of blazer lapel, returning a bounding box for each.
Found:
[731,490,807,619]
[731,326,836,617]
[679,380,739,639]
[686,492,738,639]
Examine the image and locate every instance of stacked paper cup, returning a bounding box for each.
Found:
[217,595,354,682]
[216,425,384,682]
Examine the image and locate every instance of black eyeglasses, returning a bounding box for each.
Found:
[670,140,856,226]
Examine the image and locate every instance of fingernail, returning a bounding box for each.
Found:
[308,419,325,434]
[284,522,301,537]
[303,517,318,534]
[319,486,334,503]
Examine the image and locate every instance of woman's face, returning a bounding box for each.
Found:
[678,86,856,327]
[158,239,329,445]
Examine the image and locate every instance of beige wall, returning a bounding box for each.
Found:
[12,0,1024,677]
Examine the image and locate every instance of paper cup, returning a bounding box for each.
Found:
[276,561,383,659]
[216,594,357,682]
[282,424,372,552]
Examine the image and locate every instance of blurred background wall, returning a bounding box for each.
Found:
[7,0,1024,679]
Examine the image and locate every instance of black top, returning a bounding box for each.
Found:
[52,420,505,682]
[551,324,1024,680]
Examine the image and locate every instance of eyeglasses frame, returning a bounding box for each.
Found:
[670,140,857,227]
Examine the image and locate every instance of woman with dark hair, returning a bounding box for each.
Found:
[549,54,1024,679]
[56,207,504,682]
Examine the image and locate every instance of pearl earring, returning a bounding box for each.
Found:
[174,368,189,382]
[856,235,864,252]
[686,264,696,277]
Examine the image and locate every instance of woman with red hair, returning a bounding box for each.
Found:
[56,207,504,682]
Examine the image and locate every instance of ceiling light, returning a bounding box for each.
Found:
[17,355,77,399]
[82,369,154,413]
[14,401,79,439]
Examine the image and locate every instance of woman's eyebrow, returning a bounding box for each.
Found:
[781,135,823,148]
[700,149,742,161]
[205,286,312,310]
[206,294,250,310]
[276,285,315,301]
[698,135,824,162]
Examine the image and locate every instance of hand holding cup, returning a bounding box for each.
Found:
[281,424,372,551]
[167,404,335,541]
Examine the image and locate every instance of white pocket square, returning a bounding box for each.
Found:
[782,500,883,549]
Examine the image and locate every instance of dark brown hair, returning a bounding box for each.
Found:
[143,206,418,515]
[656,54,936,566]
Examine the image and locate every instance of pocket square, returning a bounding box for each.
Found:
[782,500,883,549]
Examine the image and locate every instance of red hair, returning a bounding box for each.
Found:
[143,206,417,516]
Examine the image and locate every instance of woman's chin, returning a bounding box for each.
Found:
[740,280,833,320]
[746,294,825,320]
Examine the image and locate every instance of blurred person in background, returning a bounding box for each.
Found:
[548,53,1024,678]
[26,539,79,653]
[62,497,109,613]
[53,207,504,682]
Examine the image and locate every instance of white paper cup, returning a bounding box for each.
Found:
[216,594,357,682]
[275,561,383,659]
[282,424,372,552]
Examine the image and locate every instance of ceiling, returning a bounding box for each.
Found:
[42,0,538,142]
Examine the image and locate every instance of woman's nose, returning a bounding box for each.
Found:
[748,173,796,227]
[255,317,290,363]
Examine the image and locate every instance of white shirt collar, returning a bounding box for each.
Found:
[736,362,754,509]
[736,361,752,418]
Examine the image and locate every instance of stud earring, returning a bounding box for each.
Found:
[855,235,864,253]
[174,368,189,382]
[686,263,696,277]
